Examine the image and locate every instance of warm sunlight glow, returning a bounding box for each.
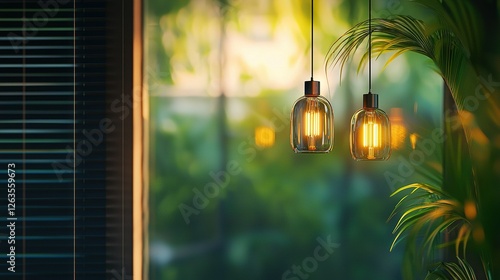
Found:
[134,0,144,278]
[410,133,418,150]
[464,200,477,220]
[390,108,407,150]
[473,226,485,243]
[255,126,275,148]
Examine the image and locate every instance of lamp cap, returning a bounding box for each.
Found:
[305,80,320,96]
[363,92,378,108]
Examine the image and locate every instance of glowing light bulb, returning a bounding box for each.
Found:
[291,80,334,153]
[350,93,391,160]
[362,118,381,159]
[303,104,323,150]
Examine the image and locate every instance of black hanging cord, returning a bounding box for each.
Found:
[311,0,314,80]
[368,0,372,93]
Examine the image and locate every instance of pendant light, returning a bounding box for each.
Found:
[350,0,391,160]
[290,0,334,153]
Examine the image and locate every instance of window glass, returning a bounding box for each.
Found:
[145,0,443,279]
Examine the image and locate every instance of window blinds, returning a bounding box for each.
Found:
[0,0,111,278]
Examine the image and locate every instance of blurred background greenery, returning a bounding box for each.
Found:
[145,0,444,279]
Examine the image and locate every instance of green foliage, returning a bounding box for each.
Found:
[425,257,477,280]
[388,183,471,258]
[326,0,500,278]
[146,0,497,279]
[326,14,472,104]
[413,0,483,58]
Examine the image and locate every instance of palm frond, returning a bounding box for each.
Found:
[325,15,472,108]
[388,183,471,258]
[425,257,478,280]
[326,16,433,80]
[325,1,492,277]
[412,0,483,58]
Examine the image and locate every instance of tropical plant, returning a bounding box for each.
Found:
[425,257,477,280]
[388,184,471,257]
[388,183,475,279]
[326,0,500,279]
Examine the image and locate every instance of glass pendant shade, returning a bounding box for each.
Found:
[291,80,334,153]
[350,93,391,160]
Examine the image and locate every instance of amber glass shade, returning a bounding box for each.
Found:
[290,92,334,153]
[350,94,390,160]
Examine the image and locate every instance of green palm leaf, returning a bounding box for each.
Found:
[388,183,471,259]
[325,0,494,278]
[412,0,483,57]
[325,14,473,109]
[425,257,477,280]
